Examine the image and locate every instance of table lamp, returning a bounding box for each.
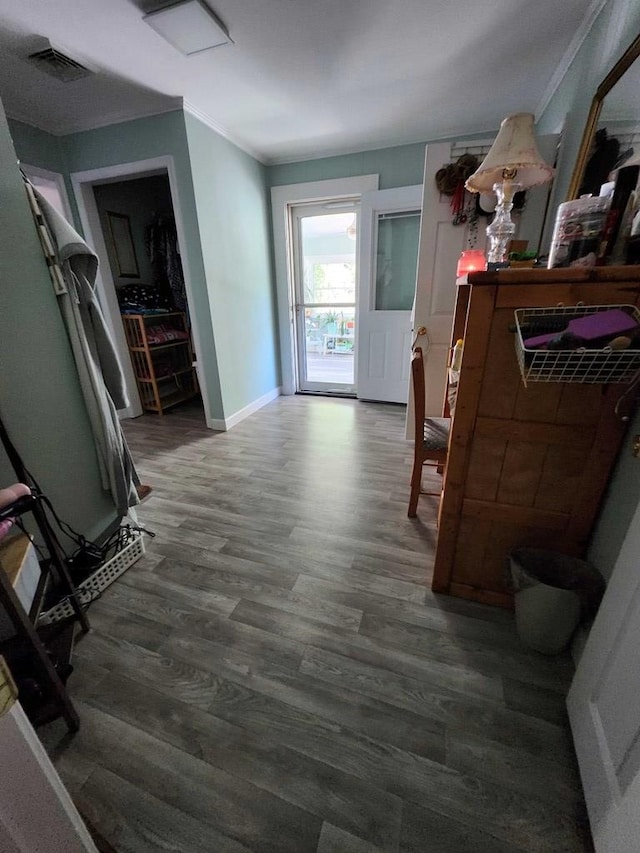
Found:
[465,113,554,266]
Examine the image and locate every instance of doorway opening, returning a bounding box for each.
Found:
[290,200,358,396]
[71,159,207,426]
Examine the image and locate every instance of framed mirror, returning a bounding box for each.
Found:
[567,32,640,200]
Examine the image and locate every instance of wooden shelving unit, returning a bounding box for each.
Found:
[121,312,199,415]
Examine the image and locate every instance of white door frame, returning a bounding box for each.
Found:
[290,201,359,395]
[271,175,379,395]
[71,156,211,423]
[21,163,74,225]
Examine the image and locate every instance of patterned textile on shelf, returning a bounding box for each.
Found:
[145,324,190,346]
[117,283,173,313]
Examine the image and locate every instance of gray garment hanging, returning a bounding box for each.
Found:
[33,189,140,515]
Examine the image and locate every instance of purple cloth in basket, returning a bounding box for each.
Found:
[524,309,637,349]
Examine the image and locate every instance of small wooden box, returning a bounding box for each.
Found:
[0,534,41,613]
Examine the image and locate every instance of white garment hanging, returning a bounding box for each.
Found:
[27,184,139,514]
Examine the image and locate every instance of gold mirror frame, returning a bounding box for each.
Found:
[567,32,640,200]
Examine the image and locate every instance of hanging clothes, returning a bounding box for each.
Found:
[27,186,140,515]
[145,215,187,315]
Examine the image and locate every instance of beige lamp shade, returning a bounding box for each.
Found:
[465,113,554,192]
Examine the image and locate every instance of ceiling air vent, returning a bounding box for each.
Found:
[27,40,93,83]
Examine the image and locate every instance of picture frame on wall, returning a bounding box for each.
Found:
[107,211,139,278]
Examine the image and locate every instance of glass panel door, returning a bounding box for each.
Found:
[291,203,358,394]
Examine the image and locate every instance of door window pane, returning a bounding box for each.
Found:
[300,214,356,305]
[304,306,355,385]
[374,212,420,311]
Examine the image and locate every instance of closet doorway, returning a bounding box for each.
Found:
[71,158,208,424]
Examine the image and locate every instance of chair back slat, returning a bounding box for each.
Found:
[411,347,426,441]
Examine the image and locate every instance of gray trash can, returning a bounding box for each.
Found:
[509,548,605,655]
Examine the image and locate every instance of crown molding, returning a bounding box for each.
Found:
[265,136,426,166]
[265,126,502,167]
[182,100,267,163]
[535,0,607,121]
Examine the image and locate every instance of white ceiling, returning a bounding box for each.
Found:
[0,0,595,164]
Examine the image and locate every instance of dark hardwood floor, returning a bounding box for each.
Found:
[42,396,590,852]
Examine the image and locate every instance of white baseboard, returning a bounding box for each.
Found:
[206,387,281,431]
[207,417,227,431]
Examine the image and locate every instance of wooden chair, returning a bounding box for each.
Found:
[408,346,450,517]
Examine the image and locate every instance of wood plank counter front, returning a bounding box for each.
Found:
[433,266,640,608]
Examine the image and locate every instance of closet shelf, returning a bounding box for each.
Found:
[143,388,199,412]
[136,366,194,384]
[129,340,190,353]
[121,311,199,415]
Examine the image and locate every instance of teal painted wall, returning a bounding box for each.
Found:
[184,113,279,418]
[268,142,428,190]
[8,110,278,423]
[8,112,225,422]
[537,1,640,245]
[535,0,640,578]
[267,132,498,191]
[8,118,83,228]
[8,118,64,174]
[57,112,224,422]
[0,100,117,542]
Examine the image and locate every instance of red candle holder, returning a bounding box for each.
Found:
[456,249,487,277]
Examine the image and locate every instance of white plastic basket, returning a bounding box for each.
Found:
[38,529,146,625]
[514,304,640,386]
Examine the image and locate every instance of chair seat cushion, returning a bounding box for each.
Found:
[423,417,450,450]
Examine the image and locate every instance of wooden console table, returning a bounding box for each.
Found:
[433,266,640,608]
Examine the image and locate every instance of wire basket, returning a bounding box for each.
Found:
[514,304,640,386]
[38,529,146,625]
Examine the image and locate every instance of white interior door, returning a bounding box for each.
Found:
[411,136,559,427]
[0,703,98,851]
[412,142,475,421]
[356,185,422,403]
[567,497,640,852]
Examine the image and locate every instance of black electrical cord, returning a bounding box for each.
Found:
[0,410,154,566]
[1,410,158,626]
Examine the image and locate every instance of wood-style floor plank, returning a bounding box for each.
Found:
[72,702,324,853]
[41,397,589,852]
[79,672,401,849]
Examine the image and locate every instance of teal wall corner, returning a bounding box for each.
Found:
[184,112,280,420]
[7,117,65,174]
[10,110,226,424]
